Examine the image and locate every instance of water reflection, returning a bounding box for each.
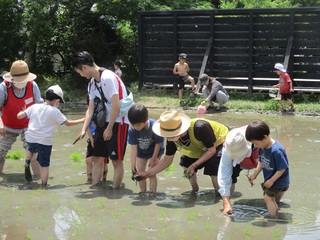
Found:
[1,110,320,239]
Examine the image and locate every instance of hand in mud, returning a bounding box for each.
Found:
[222,204,233,215]
[186,164,196,177]
[131,168,143,182]
[135,171,149,181]
[183,170,193,179]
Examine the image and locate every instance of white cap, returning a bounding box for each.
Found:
[274,63,286,73]
[225,127,252,161]
[47,84,65,103]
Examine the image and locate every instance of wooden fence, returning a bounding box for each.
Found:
[138,7,320,93]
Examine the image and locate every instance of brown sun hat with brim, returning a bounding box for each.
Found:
[3,60,37,83]
[152,110,191,138]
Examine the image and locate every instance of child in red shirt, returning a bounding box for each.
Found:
[272,63,295,112]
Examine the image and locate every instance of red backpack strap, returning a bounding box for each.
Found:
[113,73,123,100]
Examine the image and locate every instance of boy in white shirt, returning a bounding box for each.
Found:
[17,85,84,188]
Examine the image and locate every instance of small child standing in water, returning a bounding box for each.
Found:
[273,63,295,112]
[127,104,164,194]
[246,120,290,218]
[17,85,84,188]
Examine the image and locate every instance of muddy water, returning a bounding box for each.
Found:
[1,109,320,240]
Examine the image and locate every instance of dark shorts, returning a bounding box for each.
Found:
[27,142,52,167]
[86,139,94,158]
[232,164,243,184]
[263,185,289,198]
[177,75,190,90]
[281,93,292,100]
[179,144,223,176]
[93,122,129,160]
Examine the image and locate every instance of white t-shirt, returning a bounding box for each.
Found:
[88,69,129,124]
[24,103,67,145]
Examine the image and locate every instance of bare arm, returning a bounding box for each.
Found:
[103,94,120,141]
[264,168,286,188]
[218,149,235,214]
[249,161,262,184]
[138,154,175,179]
[130,144,138,171]
[64,117,85,126]
[149,143,161,168]
[17,111,26,119]
[173,63,179,75]
[290,81,294,92]
[185,63,190,73]
[75,100,94,142]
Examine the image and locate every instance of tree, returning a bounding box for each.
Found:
[0,0,26,70]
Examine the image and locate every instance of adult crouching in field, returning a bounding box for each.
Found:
[200,74,229,111]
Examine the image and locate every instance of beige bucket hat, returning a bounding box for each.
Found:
[3,60,37,83]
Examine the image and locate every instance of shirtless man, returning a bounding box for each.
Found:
[173,53,195,106]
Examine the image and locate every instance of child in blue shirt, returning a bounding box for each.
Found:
[127,104,164,194]
[246,120,290,218]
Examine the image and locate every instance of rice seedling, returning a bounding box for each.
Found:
[188,211,196,222]
[70,152,84,162]
[51,195,58,204]
[244,227,252,236]
[6,150,25,159]
[204,220,210,230]
[159,228,166,237]
[111,211,121,220]
[159,209,165,218]
[97,199,105,208]
[140,212,146,222]
[272,229,281,239]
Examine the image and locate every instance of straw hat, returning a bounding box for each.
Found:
[152,110,191,137]
[225,127,252,160]
[3,60,37,83]
[274,63,286,73]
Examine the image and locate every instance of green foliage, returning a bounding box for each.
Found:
[220,0,295,9]
[262,99,282,111]
[0,0,26,70]
[70,152,84,162]
[292,92,320,104]
[6,150,25,160]
[1,0,319,95]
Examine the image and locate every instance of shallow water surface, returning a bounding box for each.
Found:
[0,110,319,240]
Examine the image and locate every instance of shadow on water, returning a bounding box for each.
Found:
[74,181,134,200]
[155,190,222,209]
